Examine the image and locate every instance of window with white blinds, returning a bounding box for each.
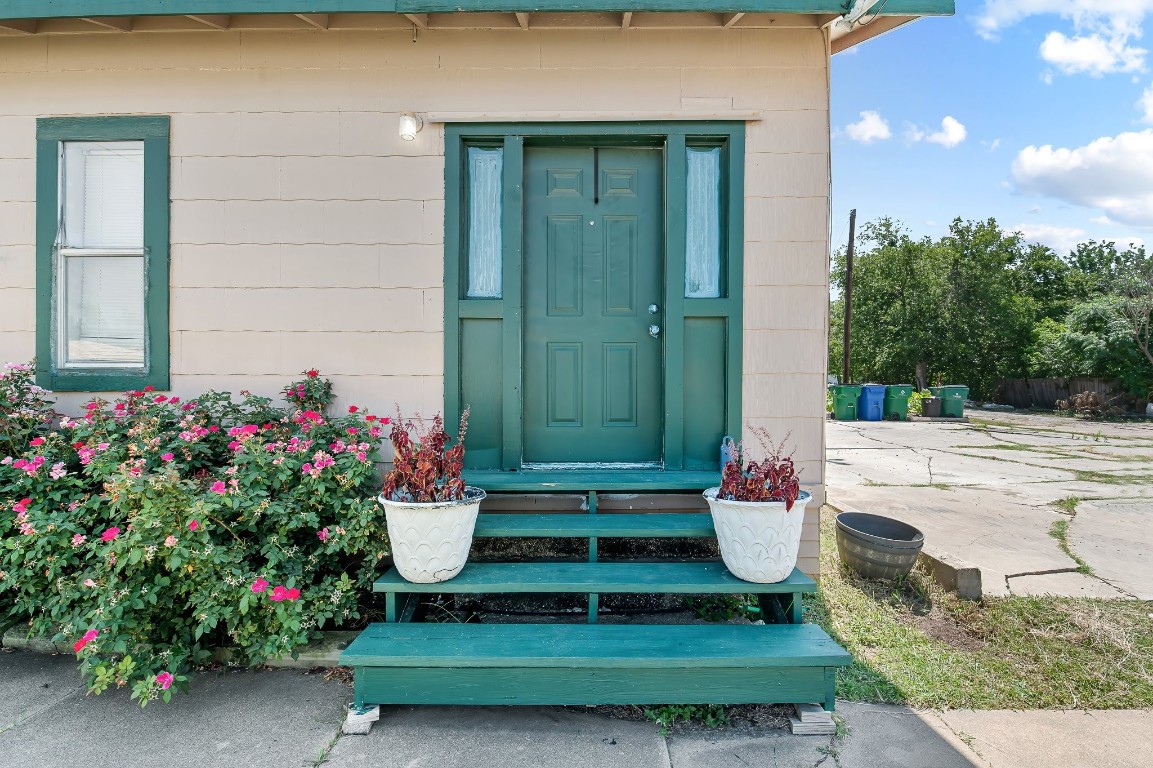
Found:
[58,141,146,368]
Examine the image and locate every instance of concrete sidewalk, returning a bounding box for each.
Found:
[3,650,1149,768]
[826,414,1153,599]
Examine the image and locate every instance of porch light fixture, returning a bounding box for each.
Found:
[835,0,884,31]
[399,113,423,141]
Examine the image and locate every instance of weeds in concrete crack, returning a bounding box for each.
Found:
[1048,519,1094,576]
[312,729,342,767]
[954,729,984,759]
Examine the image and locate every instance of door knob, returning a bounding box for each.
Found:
[649,325,661,338]
[648,304,660,314]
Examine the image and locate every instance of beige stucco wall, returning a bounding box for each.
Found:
[0,26,830,575]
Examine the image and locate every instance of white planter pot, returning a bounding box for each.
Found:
[378,487,486,583]
[703,488,812,584]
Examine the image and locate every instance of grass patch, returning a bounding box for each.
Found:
[1048,518,1093,575]
[808,506,1153,709]
[1052,496,1081,515]
[1073,470,1153,486]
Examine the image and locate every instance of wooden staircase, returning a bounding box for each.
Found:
[341,485,851,715]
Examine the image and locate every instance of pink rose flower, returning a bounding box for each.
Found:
[30,437,45,446]
[188,520,199,532]
[317,527,329,541]
[251,578,270,593]
[270,585,289,602]
[161,453,174,462]
[101,527,120,542]
[71,533,87,547]
[84,578,96,587]
[286,588,300,601]
[210,481,227,494]
[73,628,99,654]
[156,671,174,690]
[164,535,178,547]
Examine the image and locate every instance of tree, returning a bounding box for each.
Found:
[1026,296,1153,396]
[1116,248,1153,380]
[829,218,943,388]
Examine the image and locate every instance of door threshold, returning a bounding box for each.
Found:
[521,462,664,471]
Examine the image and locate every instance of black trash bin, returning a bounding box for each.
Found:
[922,397,942,417]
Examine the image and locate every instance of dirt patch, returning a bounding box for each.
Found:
[908,613,986,652]
[569,703,794,732]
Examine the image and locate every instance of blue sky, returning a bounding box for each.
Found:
[831,1,1153,256]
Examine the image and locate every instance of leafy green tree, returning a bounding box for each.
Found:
[830,218,944,388]
[1026,296,1153,396]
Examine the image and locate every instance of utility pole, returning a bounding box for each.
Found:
[842,209,857,385]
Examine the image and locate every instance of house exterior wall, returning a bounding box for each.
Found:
[0,26,830,576]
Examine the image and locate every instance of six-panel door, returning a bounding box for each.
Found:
[522,146,665,464]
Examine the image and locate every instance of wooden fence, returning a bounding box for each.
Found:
[995,377,1133,410]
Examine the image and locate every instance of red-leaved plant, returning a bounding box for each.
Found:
[382,407,470,503]
[717,427,801,510]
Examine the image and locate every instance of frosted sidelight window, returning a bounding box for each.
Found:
[684,146,722,299]
[58,141,146,367]
[466,146,503,298]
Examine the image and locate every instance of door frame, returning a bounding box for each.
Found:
[444,122,745,473]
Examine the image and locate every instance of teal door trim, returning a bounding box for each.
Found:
[445,122,744,473]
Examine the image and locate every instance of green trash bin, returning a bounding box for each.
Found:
[883,385,913,421]
[830,384,863,420]
[930,385,969,418]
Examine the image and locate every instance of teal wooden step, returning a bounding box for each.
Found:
[474,512,715,538]
[374,562,816,595]
[342,623,850,710]
[464,469,720,492]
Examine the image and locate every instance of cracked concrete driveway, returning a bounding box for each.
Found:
[826,412,1153,598]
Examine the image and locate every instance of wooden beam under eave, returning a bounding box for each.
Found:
[722,12,745,27]
[0,19,37,34]
[832,15,915,53]
[404,13,429,28]
[515,12,530,29]
[186,15,230,30]
[295,13,329,29]
[81,16,133,31]
[621,11,632,28]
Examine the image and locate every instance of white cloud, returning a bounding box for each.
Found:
[976,2,1152,80]
[1013,223,1088,253]
[975,1,1153,41]
[1039,30,1146,75]
[1140,83,1153,121]
[927,116,968,148]
[1012,129,1153,227]
[844,111,892,144]
[905,116,967,148]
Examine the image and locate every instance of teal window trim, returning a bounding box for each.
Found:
[35,116,170,392]
[445,122,744,471]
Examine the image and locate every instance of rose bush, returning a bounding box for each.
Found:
[0,367,390,705]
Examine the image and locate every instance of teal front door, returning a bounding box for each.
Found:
[522,146,665,465]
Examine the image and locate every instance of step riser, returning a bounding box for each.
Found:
[353,666,836,710]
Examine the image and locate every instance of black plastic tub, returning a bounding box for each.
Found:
[835,512,925,581]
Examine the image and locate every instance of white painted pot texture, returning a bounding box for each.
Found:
[703,489,812,584]
[378,487,485,584]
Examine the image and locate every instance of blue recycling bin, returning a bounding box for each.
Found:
[858,384,887,422]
